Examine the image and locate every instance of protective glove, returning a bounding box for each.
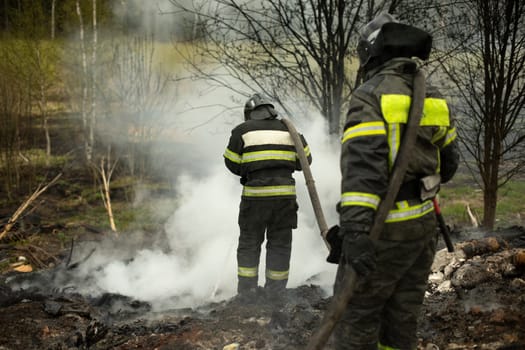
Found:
[325,225,342,264]
[341,230,376,277]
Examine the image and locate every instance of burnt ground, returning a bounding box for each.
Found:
[0,226,524,350]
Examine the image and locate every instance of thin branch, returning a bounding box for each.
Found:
[0,173,62,241]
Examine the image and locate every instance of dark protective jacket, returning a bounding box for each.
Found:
[224,115,312,199]
[340,57,459,233]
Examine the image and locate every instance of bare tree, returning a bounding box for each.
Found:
[441,0,525,229]
[34,44,54,164]
[2,39,54,165]
[74,0,100,163]
[51,0,56,39]
[76,0,91,161]
[92,146,118,233]
[0,58,26,199]
[91,0,97,162]
[103,34,171,179]
[168,0,408,134]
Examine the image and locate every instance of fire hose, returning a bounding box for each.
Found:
[280,117,332,252]
[283,68,427,349]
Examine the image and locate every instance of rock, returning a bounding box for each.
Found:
[223,343,240,350]
[451,262,491,289]
[429,271,444,284]
[436,280,454,293]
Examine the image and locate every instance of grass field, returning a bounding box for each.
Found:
[439,173,524,229]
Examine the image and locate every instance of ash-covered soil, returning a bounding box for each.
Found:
[1,226,525,350]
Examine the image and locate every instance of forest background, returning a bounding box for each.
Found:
[0,0,524,254]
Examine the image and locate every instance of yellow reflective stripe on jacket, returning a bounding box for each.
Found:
[385,200,434,223]
[443,127,457,147]
[431,126,448,144]
[381,95,450,126]
[266,269,289,281]
[340,192,381,210]
[243,185,296,197]
[241,150,296,163]
[224,148,242,164]
[396,200,409,209]
[378,342,400,350]
[303,145,311,157]
[238,266,258,278]
[381,94,451,169]
[422,97,450,125]
[342,121,387,144]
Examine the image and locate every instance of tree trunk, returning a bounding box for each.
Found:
[100,157,117,233]
[51,0,56,39]
[90,0,97,161]
[4,0,8,32]
[76,0,91,161]
[482,178,498,229]
[35,47,51,164]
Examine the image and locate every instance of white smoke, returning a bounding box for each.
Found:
[63,82,340,310]
[43,1,342,311]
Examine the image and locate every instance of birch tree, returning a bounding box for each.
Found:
[76,0,91,161]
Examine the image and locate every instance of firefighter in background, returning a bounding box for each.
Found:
[224,93,312,298]
[334,13,459,349]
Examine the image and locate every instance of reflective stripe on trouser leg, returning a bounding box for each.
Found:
[264,226,292,291]
[333,213,437,350]
[237,201,266,293]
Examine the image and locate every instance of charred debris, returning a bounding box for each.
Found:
[0,226,524,349]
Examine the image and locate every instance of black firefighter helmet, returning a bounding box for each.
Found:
[357,12,433,72]
[244,93,278,121]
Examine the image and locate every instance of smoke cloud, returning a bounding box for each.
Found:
[93,88,340,310]
[16,1,342,311]
[53,77,341,310]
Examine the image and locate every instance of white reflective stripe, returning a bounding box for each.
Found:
[243,185,296,197]
[238,266,258,278]
[386,200,434,223]
[242,130,294,147]
[242,150,296,163]
[266,269,289,281]
[341,192,381,210]
[224,148,241,163]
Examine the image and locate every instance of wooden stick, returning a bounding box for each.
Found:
[465,203,479,227]
[0,173,62,241]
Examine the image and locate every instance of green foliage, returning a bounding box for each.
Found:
[1,0,116,39]
[440,179,524,228]
[495,181,525,226]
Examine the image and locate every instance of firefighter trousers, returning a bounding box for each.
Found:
[236,198,297,294]
[334,212,438,350]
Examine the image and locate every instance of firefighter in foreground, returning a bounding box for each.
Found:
[223,94,312,299]
[334,13,459,349]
